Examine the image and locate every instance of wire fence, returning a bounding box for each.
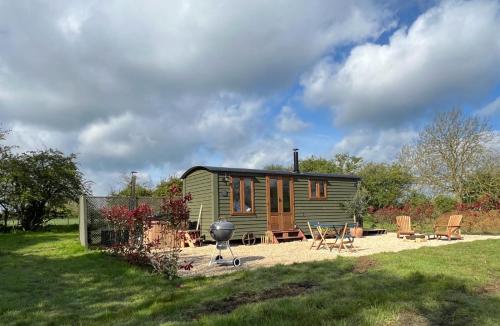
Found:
[81,196,165,247]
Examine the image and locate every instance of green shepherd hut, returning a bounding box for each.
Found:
[181,150,361,243]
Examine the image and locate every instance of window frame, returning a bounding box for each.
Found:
[308,179,328,200]
[230,176,255,215]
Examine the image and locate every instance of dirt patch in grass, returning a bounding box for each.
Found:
[195,281,316,317]
[475,279,500,295]
[352,256,377,274]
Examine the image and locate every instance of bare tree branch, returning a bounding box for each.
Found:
[399,108,493,202]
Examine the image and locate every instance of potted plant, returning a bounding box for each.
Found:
[341,187,369,238]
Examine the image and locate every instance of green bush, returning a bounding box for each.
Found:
[405,191,431,207]
[434,195,457,213]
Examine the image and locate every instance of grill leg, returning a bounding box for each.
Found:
[208,247,218,266]
[228,244,236,259]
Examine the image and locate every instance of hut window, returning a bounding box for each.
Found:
[230,177,255,215]
[308,179,327,200]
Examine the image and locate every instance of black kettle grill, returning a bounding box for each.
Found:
[208,219,241,267]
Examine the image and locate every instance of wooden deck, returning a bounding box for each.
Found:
[363,228,386,236]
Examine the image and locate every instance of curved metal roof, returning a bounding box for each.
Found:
[180,165,361,180]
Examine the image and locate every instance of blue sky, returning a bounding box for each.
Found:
[0,0,498,194]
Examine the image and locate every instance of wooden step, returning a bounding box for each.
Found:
[272,230,300,235]
[275,236,305,241]
[270,228,307,243]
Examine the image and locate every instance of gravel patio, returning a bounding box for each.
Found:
[178,233,500,277]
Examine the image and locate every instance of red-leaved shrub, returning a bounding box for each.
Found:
[101,203,157,265]
[456,193,499,212]
[372,193,500,234]
[373,203,435,229]
[101,186,193,279]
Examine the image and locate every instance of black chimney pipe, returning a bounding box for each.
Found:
[293,148,299,173]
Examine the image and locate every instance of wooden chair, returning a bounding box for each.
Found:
[434,215,463,241]
[307,221,322,250]
[332,223,355,252]
[396,216,415,238]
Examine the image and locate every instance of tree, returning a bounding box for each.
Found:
[0,152,17,227]
[110,174,153,197]
[112,184,153,197]
[263,164,290,171]
[341,187,369,227]
[153,176,183,197]
[4,150,87,230]
[359,163,413,209]
[462,159,500,203]
[400,108,493,202]
[404,190,431,207]
[433,195,457,214]
[332,153,363,174]
[300,156,337,173]
[0,129,19,227]
[300,153,362,174]
[0,127,10,155]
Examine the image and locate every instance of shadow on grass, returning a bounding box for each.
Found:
[0,233,64,252]
[41,224,80,233]
[192,260,500,325]
[0,233,499,325]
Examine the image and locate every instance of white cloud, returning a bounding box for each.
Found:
[78,113,138,158]
[276,106,310,132]
[333,128,418,162]
[222,136,294,169]
[195,99,265,151]
[0,1,392,194]
[476,97,500,118]
[0,0,391,128]
[303,0,500,127]
[3,122,75,153]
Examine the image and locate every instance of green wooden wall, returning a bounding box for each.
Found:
[216,173,358,239]
[183,169,214,237]
[218,175,268,239]
[294,176,358,233]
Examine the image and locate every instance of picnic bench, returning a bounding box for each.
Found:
[308,222,356,252]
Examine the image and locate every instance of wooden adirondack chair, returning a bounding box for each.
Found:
[396,216,415,238]
[434,215,463,240]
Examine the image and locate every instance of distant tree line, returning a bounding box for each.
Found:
[110,176,183,198]
[2,108,497,230]
[265,108,499,214]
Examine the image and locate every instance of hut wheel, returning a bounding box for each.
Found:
[242,232,256,246]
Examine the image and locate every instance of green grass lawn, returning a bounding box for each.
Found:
[5,217,79,227]
[1,230,499,325]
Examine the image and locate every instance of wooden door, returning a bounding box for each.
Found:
[266,176,294,230]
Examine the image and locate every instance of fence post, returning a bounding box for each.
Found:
[79,195,88,247]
